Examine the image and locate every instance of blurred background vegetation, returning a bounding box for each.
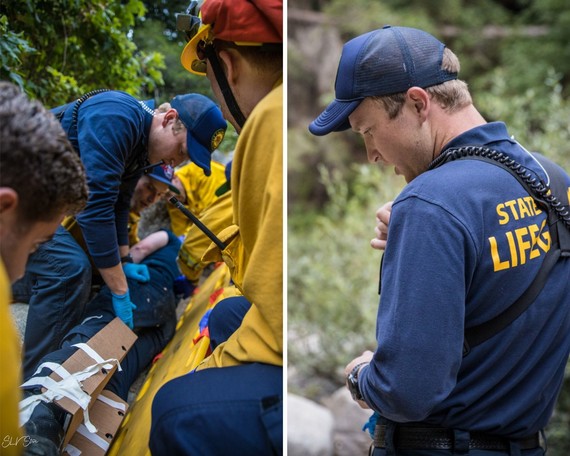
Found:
[288,0,570,453]
[0,0,237,152]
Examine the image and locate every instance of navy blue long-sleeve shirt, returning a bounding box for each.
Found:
[359,122,570,437]
[59,91,153,268]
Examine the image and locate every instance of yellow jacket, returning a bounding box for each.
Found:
[0,258,23,455]
[167,161,227,237]
[201,79,283,368]
[177,191,233,284]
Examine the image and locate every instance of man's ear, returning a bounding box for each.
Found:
[0,188,18,214]
[217,48,239,86]
[162,109,179,127]
[407,87,430,121]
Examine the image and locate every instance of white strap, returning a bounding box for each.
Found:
[19,351,120,432]
[76,424,110,451]
[20,374,96,432]
[31,361,72,380]
[72,343,122,372]
[20,343,123,432]
[97,394,127,412]
[21,376,88,409]
[64,443,82,456]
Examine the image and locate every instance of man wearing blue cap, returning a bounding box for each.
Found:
[13,90,227,381]
[128,164,180,246]
[310,26,570,455]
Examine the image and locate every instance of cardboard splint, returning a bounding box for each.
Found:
[63,390,129,456]
[107,264,233,456]
[46,317,137,448]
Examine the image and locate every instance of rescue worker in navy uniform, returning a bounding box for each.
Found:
[309,26,570,456]
[150,0,283,454]
[13,90,227,381]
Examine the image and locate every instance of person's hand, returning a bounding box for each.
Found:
[123,262,150,283]
[345,350,374,409]
[370,201,393,250]
[345,350,374,377]
[111,290,137,329]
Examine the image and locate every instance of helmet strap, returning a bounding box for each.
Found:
[205,44,246,129]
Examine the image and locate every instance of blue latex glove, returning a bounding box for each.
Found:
[111,290,137,329]
[362,411,380,438]
[123,262,150,283]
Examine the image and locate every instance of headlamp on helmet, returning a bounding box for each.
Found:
[176,0,203,42]
[177,0,213,76]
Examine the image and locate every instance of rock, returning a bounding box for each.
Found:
[288,394,334,456]
[9,302,28,345]
[323,387,373,456]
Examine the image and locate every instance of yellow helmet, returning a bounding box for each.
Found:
[178,0,283,77]
[177,1,211,76]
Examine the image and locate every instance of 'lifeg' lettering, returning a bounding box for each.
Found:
[488,219,550,272]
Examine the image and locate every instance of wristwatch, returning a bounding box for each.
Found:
[346,362,368,401]
[120,253,133,263]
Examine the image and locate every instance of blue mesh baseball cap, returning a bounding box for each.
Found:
[309,26,458,136]
[147,164,180,194]
[170,93,227,176]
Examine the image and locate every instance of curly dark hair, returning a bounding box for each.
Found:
[0,82,88,225]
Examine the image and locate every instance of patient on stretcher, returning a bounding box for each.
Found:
[20,230,181,455]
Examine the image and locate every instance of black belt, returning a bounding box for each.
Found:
[373,424,541,451]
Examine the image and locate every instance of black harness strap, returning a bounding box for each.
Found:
[535,153,570,258]
[52,89,111,124]
[204,44,246,129]
[462,246,561,355]
[430,147,570,356]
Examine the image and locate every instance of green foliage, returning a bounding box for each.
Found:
[0,15,36,90]
[288,164,405,398]
[0,0,165,106]
[476,70,570,168]
[288,126,354,211]
[131,17,214,103]
[140,0,188,40]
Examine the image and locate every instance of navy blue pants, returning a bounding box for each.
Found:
[207,295,252,350]
[149,296,283,455]
[24,285,176,401]
[12,226,92,380]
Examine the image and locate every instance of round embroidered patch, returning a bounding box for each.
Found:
[210,128,225,151]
